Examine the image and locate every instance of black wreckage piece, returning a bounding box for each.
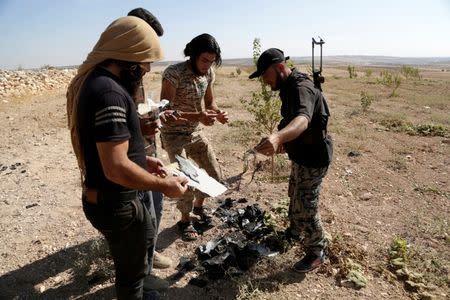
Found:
[195,200,292,280]
[171,198,293,286]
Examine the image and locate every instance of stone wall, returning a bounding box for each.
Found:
[0,68,77,99]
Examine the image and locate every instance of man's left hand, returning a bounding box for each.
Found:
[215,109,229,124]
[146,156,167,177]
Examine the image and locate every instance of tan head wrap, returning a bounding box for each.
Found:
[66,16,163,181]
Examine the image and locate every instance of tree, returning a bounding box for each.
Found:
[241,38,282,180]
[241,38,281,135]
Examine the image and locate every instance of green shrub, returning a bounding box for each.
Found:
[413,124,448,137]
[347,65,357,78]
[377,70,393,85]
[377,71,402,97]
[400,65,421,79]
[389,238,408,269]
[360,91,377,112]
[241,38,281,135]
[380,118,448,137]
[389,74,402,97]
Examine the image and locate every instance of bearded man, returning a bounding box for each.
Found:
[159,33,229,241]
[66,16,188,299]
[250,48,333,273]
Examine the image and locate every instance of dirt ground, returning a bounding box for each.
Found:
[0,65,449,299]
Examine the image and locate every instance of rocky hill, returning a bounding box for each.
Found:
[0,68,77,100]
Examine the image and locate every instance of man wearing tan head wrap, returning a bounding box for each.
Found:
[66,16,188,300]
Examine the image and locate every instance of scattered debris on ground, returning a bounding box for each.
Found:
[171,198,291,285]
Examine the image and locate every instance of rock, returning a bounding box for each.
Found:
[395,268,408,279]
[347,151,361,157]
[0,68,76,100]
[405,280,426,292]
[360,192,372,201]
[418,291,435,300]
[25,203,39,209]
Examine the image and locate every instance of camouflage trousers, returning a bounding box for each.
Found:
[288,162,329,254]
[160,131,222,214]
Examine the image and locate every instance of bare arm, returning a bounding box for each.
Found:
[254,115,309,156]
[204,82,229,124]
[276,115,309,144]
[204,83,218,111]
[96,140,188,197]
[160,78,218,125]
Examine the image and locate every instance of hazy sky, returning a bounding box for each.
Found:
[0,0,449,69]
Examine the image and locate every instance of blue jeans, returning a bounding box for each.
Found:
[151,191,164,234]
[83,190,157,300]
[140,191,164,267]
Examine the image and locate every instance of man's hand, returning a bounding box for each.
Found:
[199,110,218,126]
[161,176,189,198]
[254,134,281,156]
[145,156,166,177]
[215,109,229,124]
[140,118,161,136]
[160,110,188,124]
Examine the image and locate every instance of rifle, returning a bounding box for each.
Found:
[312,37,325,91]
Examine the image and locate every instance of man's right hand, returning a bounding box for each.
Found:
[161,175,189,198]
[160,110,188,124]
[140,118,160,136]
[254,134,280,156]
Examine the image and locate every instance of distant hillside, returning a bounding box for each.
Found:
[218,56,450,67]
[16,56,450,71]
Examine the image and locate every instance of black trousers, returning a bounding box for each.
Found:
[82,190,156,300]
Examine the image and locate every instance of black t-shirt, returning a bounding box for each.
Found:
[278,70,333,167]
[77,67,146,191]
